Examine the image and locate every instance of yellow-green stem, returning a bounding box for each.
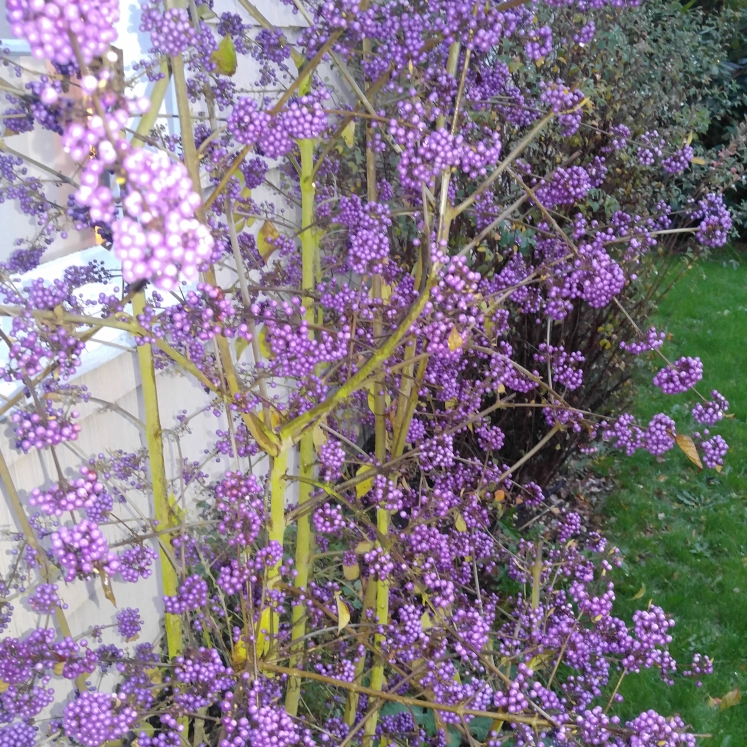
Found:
[266,449,289,646]
[362,98,390,743]
[131,58,170,149]
[285,136,317,715]
[133,292,182,659]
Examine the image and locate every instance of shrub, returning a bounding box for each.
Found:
[0,0,738,745]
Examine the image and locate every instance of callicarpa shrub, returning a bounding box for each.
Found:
[0,0,739,745]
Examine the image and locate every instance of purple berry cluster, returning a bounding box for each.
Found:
[51,519,120,581]
[7,0,119,65]
[11,402,81,453]
[115,150,215,289]
[116,607,143,639]
[140,5,196,56]
[652,356,703,394]
[63,692,137,747]
[163,574,208,613]
[691,390,728,425]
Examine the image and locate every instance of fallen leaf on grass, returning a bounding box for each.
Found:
[720,688,741,710]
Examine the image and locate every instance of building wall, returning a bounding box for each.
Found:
[0,0,307,669]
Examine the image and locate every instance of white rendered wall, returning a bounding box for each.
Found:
[0,0,308,660]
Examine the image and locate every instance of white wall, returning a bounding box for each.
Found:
[0,0,311,662]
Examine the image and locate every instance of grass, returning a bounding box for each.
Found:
[598,249,747,745]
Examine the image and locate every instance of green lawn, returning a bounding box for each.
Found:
[598,249,747,746]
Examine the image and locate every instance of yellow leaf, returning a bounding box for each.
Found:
[257,221,281,263]
[454,512,467,532]
[212,35,237,76]
[497,383,506,394]
[257,325,273,360]
[690,156,706,165]
[244,411,281,456]
[715,464,723,473]
[235,335,249,360]
[355,540,375,554]
[445,398,457,410]
[355,465,375,499]
[0,681,9,693]
[53,662,65,676]
[447,326,464,351]
[144,667,162,684]
[381,282,392,303]
[675,433,703,470]
[255,607,273,659]
[335,592,351,632]
[494,489,506,503]
[420,611,434,630]
[528,652,554,671]
[232,638,248,669]
[270,408,283,430]
[686,131,693,146]
[233,187,254,229]
[631,584,646,600]
[312,423,328,454]
[342,120,356,148]
[343,560,360,580]
[720,687,741,710]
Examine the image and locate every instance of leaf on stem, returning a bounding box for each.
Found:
[343,560,360,580]
[335,591,351,631]
[342,120,356,148]
[675,433,703,470]
[257,325,273,359]
[212,35,237,76]
[447,326,464,351]
[235,335,249,360]
[258,220,280,263]
[312,422,328,454]
[245,412,281,456]
[99,565,117,606]
[196,4,217,19]
[231,638,248,669]
[355,465,375,499]
[255,607,273,659]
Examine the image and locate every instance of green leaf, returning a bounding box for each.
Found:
[244,411,281,456]
[196,3,218,19]
[212,35,237,76]
[235,335,249,360]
